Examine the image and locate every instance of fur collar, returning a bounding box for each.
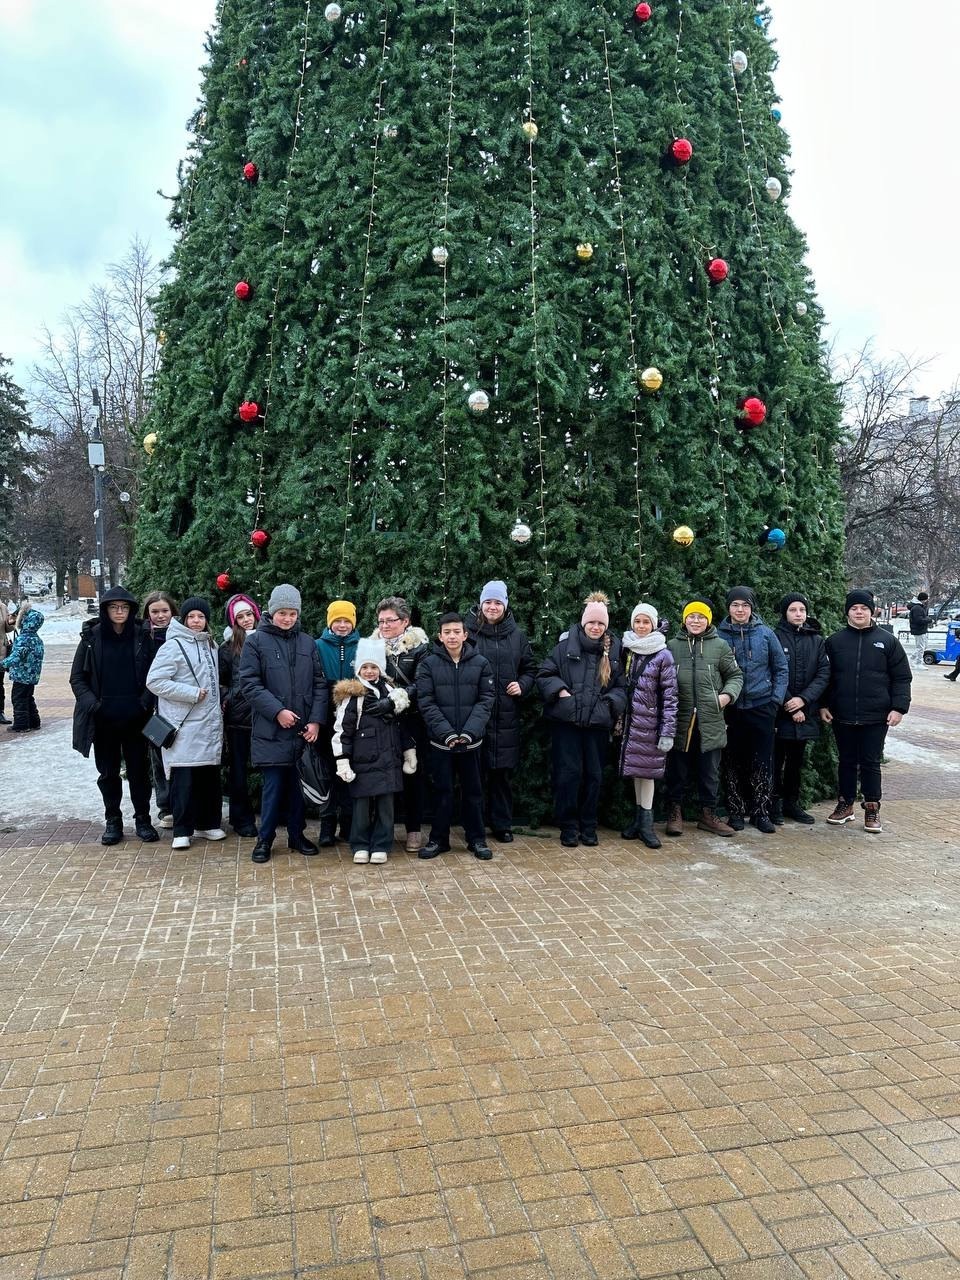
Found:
[333,678,365,705]
[369,625,429,654]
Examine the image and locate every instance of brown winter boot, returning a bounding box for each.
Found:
[697,808,735,837]
[665,805,683,837]
[862,802,882,833]
[826,800,855,825]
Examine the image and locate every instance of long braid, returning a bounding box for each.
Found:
[598,632,612,688]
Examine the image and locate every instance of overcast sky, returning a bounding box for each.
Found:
[1,0,958,399]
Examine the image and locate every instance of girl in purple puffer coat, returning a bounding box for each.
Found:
[619,602,678,848]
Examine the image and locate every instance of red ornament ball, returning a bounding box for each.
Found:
[741,396,767,427]
[216,572,231,591]
[250,529,270,549]
[671,138,693,164]
[707,257,729,283]
[634,2,652,20]
[242,161,258,182]
[234,280,252,300]
[238,400,259,423]
[237,58,248,68]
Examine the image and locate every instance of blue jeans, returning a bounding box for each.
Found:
[259,765,304,845]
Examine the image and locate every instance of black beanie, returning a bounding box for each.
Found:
[726,585,757,610]
[844,589,875,613]
[779,592,809,616]
[180,596,211,623]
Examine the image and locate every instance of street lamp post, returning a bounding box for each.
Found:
[89,390,107,600]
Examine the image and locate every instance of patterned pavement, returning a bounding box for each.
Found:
[1,654,959,1279]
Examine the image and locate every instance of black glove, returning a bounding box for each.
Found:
[444,733,460,747]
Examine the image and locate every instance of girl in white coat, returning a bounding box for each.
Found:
[147,596,224,849]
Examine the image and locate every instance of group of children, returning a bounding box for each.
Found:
[3,576,916,853]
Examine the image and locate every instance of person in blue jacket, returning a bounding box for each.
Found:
[1,606,44,732]
[717,586,788,833]
[315,599,359,846]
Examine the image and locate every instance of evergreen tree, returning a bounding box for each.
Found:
[132,0,845,817]
[0,356,33,577]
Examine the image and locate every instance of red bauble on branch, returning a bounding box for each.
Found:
[242,162,259,182]
[238,400,260,423]
[634,3,652,21]
[739,396,767,427]
[250,529,270,549]
[216,572,231,591]
[707,257,729,283]
[234,281,252,300]
[670,138,693,165]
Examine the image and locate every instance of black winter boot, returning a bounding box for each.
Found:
[251,839,272,864]
[770,798,784,826]
[638,807,662,849]
[621,806,645,840]
[134,815,160,843]
[783,801,815,825]
[101,816,124,846]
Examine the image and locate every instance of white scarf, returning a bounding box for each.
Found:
[622,629,666,656]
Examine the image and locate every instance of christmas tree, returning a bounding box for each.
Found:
[132,0,845,814]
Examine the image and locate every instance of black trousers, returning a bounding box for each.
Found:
[429,746,485,847]
[0,668,6,714]
[773,739,807,804]
[168,765,223,838]
[225,726,256,829]
[722,704,777,819]
[398,714,430,832]
[11,682,40,730]
[482,762,514,833]
[350,793,394,854]
[832,722,888,803]
[665,723,721,809]
[93,719,152,820]
[149,743,170,814]
[550,723,609,838]
[259,764,304,845]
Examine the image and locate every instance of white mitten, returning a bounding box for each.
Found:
[657,736,674,753]
[402,748,417,775]
[336,759,356,783]
[388,686,410,714]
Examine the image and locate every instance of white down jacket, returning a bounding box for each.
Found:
[146,618,223,773]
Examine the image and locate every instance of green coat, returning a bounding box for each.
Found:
[667,627,743,752]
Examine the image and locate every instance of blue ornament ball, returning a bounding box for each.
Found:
[766,527,787,549]
[754,14,765,26]
[771,107,782,123]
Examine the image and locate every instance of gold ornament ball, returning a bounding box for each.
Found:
[640,366,663,392]
[575,242,594,261]
[143,432,158,456]
[521,120,539,141]
[672,524,694,547]
[156,330,167,347]
[467,389,490,413]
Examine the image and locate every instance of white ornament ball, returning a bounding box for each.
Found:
[510,520,533,545]
[431,245,449,266]
[731,50,748,74]
[764,176,783,202]
[521,120,539,141]
[324,3,342,21]
[795,301,808,317]
[467,389,490,413]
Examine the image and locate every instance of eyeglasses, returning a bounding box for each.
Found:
[378,616,402,625]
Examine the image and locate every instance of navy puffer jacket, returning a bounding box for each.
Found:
[238,618,329,766]
[465,607,537,769]
[774,618,830,741]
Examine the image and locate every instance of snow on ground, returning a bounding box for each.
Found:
[30,599,95,648]
[0,719,103,823]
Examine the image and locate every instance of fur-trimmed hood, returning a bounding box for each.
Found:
[333,676,410,715]
[333,677,365,705]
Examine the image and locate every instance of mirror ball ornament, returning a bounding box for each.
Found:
[707,257,729,283]
[238,401,260,423]
[764,176,783,202]
[467,389,490,413]
[250,529,270,549]
[242,161,258,182]
[795,301,808,317]
[634,2,652,20]
[143,432,157,456]
[234,281,251,300]
[766,528,787,550]
[576,243,594,261]
[731,50,748,74]
[671,138,693,164]
[324,3,342,20]
[216,573,231,591]
[510,519,533,545]
[431,245,449,266]
[640,366,663,393]
[740,396,767,427]
[672,525,695,547]
[521,120,539,141]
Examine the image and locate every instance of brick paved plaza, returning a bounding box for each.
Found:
[1,649,959,1279]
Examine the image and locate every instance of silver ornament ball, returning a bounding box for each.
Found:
[510,520,533,546]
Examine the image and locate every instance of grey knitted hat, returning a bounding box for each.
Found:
[268,584,302,614]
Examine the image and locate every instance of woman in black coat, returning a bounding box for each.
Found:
[536,592,627,848]
[773,594,830,824]
[218,594,261,837]
[465,581,536,841]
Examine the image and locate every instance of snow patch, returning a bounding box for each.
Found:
[0,719,104,822]
[885,735,959,770]
[709,844,801,876]
[687,861,718,873]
